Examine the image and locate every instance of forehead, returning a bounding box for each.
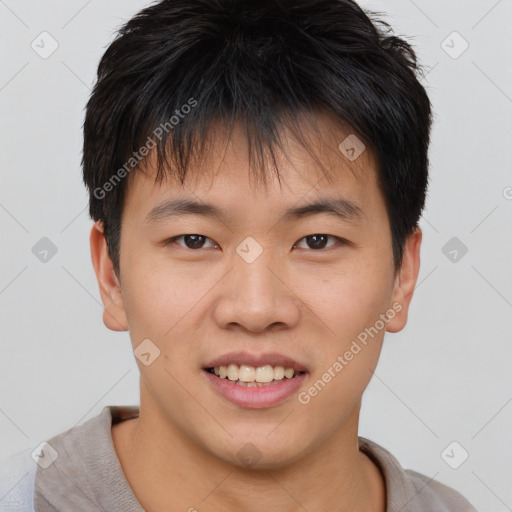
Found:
[123,112,379,219]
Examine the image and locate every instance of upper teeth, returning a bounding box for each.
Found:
[214,364,298,382]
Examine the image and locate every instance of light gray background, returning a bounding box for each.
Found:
[1,1,511,510]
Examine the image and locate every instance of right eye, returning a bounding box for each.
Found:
[165,234,220,250]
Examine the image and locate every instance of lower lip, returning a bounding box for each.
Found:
[203,370,307,409]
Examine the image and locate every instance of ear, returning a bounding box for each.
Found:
[90,221,129,331]
[386,226,422,333]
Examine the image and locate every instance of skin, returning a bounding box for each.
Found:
[90,112,422,512]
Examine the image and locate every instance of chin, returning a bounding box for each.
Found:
[208,434,310,471]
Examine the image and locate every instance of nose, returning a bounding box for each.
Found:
[211,247,302,334]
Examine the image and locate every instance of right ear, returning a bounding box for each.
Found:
[89,221,129,331]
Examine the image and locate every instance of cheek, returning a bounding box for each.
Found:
[299,258,394,342]
[120,259,218,370]
[122,274,172,336]
[122,257,199,326]
[296,259,393,415]
[297,280,388,429]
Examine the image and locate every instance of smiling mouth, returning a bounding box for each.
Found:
[205,365,307,387]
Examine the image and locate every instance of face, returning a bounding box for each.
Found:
[91,113,421,469]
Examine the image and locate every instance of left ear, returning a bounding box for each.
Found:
[386,226,422,333]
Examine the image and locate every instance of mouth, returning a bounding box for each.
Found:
[201,352,309,408]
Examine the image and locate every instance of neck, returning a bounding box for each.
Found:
[112,400,385,512]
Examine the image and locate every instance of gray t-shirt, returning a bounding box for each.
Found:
[0,405,478,511]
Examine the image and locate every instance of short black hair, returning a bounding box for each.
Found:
[82,0,433,277]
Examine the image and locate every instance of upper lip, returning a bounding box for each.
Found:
[203,351,308,372]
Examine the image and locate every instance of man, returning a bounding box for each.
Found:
[0,0,478,510]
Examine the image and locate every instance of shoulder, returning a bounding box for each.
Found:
[358,436,479,512]
[1,407,140,512]
[0,448,36,512]
[405,469,479,511]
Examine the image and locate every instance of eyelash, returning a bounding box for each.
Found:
[164,234,347,251]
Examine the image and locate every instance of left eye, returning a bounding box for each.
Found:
[293,234,342,250]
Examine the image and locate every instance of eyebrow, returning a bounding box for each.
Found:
[145,197,364,225]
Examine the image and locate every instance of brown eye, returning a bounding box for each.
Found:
[294,234,341,250]
[169,234,218,249]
